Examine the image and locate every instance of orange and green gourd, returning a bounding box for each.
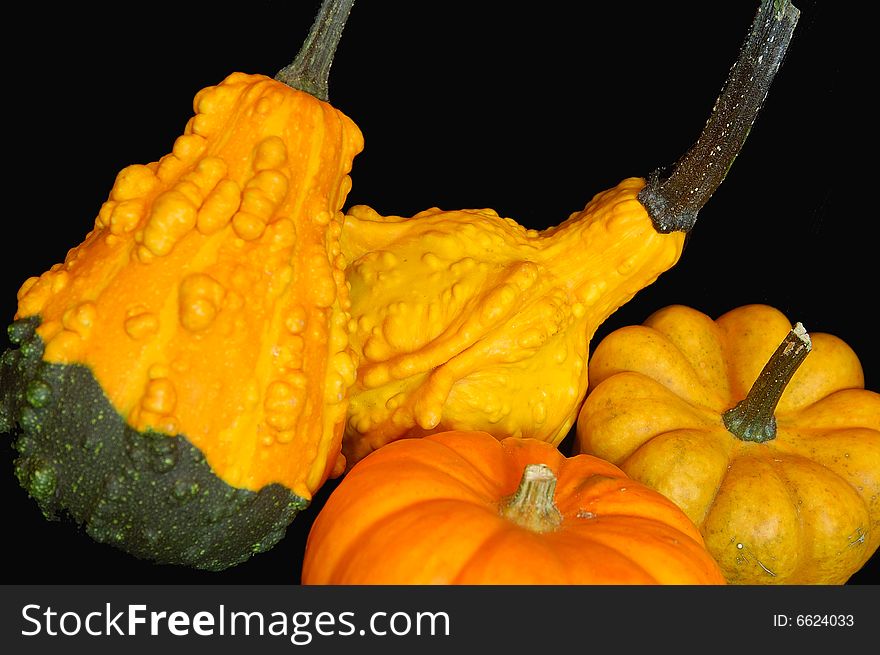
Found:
[302,431,726,584]
[576,305,880,584]
[340,0,800,468]
[0,0,362,570]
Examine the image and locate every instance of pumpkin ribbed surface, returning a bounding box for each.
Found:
[303,431,725,585]
[577,304,880,584]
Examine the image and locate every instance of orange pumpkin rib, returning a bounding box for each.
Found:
[620,428,731,526]
[781,388,880,431]
[644,305,733,403]
[701,455,801,582]
[560,516,721,585]
[777,332,865,412]
[553,472,703,544]
[715,304,794,402]
[577,371,717,462]
[323,499,507,585]
[770,455,872,584]
[304,464,489,574]
[773,427,880,555]
[450,525,658,585]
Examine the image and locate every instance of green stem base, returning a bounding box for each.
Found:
[723,322,811,443]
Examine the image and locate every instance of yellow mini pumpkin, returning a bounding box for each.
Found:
[576,304,880,584]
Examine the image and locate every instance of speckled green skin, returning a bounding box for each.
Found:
[0,316,307,571]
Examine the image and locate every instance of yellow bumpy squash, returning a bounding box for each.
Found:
[342,180,682,463]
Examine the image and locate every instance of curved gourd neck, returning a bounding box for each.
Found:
[540,179,685,332]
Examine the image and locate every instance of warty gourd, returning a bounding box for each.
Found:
[1,0,362,570]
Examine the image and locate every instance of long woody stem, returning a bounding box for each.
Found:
[639,0,800,233]
[500,464,563,533]
[722,323,812,443]
[275,0,356,101]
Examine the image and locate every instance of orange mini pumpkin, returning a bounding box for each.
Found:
[576,304,880,584]
[302,430,725,585]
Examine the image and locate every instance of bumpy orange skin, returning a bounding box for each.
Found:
[576,304,880,584]
[341,179,685,467]
[15,73,364,497]
[302,431,725,585]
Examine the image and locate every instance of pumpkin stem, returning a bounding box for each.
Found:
[638,0,799,233]
[722,322,811,443]
[275,0,355,101]
[501,463,563,533]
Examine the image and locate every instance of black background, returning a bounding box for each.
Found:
[2,1,877,586]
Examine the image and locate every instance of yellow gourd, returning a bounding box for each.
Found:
[341,0,800,467]
[342,179,682,465]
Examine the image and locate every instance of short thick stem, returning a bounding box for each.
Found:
[722,322,811,443]
[500,464,563,533]
[639,0,800,233]
[275,0,355,101]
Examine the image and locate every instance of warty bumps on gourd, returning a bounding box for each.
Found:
[14,73,363,493]
[340,179,681,465]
